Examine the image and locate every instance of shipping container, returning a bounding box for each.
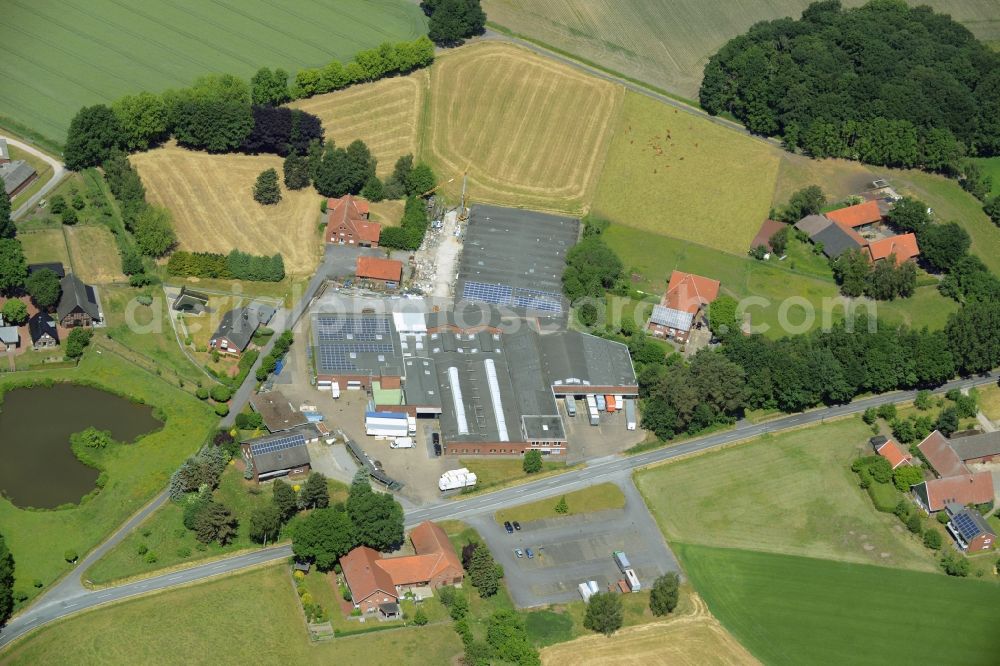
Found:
[613,550,630,572]
[596,395,606,411]
[586,394,597,409]
[565,395,577,417]
[624,399,637,431]
[624,568,641,592]
[589,408,600,426]
[605,395,616,413]
[578,582,594,602]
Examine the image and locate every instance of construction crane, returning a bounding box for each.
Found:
[420,177,454,198]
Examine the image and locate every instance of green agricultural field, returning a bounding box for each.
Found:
[635,417,936,571]
[0,565,463,665]
[0,0,427,145]
[483,0,1000,100]
[676,544,1000,666]
[970,156,1000,198]
[593,92,780,256]
[494,482,625,525]
[0,352,216,605]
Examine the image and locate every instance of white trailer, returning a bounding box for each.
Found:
[596,394,606,411]
[614,395,624,411]
[586,394,597,409]
[331,381,341,399]
[390,437,415,449]
[439,468,478,491]
[624,568,641,592]
[613,550,631,573]
[578,580,600,602]
[589,407,600,426]
[624,399,637,431]
[407,415,417,435]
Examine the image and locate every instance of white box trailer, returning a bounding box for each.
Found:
[586,394,597,409]
[578,580,600,602]
[407,415,417,435]
[390,437,415,449]
[439,468,478,491]
[624,569,641,592]
[589,407,600,426]
[565,395,577,417]
[615,395,624,411]
[596,395,606,411]
[624,399,637,431]
[331,381,341,399]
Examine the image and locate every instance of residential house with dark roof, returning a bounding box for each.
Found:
[811,220,868,258]
[870,436,912,469]
[0,325,18,351]
[240,430,312,483]
[646,270,721,343]
[340,521,464,616]
[28,311,58,349]
[944,503,996,553]
[209,307,261,356]
[56,274,101,328]
[325,195,380,247]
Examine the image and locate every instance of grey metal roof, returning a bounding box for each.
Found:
[312,313,403,377]
[402,357,442,408]
[648,304,693,331]
[56,273,100,321]
[813,223,865,258]
[539,331,637,388]
[0,160,36,195]
[948,431,1000,461]
[172,286,209,313]
[243,432,310,475]
[212,307,261,351]
[426,305,503,331]
[0,138,8,161]
[0,327,18,345]
[503,326,562,428]
[795,214,832,238]
[247,301,276,325]
[249,390,309,433]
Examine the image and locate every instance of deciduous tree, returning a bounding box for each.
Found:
[112,92,169,151]
[273,479,299,522]
[0,189,13,239]
[251,67,290,106]
[522,450,542,474]
[282,152,311,190]
[291,507,355,570]
[346,478,404,551]
[133,205,176,256]
[248,504,282,544]
[649,572,680,615]
[1,299,27,326]
[64,104,123,170]
[584,591,623,636]
[253,168,282,205]
[301,472,330,509]
[0,531,13,627]
[0,238,28,295]
[193,501,238,545]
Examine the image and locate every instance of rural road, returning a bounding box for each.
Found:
[3,136,67,220]
[2,368,996,650]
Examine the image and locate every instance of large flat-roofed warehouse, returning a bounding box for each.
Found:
[311,308,637,455]
[313,313,404,389]
[456,205,578,318]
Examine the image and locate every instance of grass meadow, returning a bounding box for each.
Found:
[677,544,1000,666]
[970,156,1000,197]
[422,42,623,214]
[64,224,125,284]
[0,565,463,665]
[493,481,625,525]
[592,92,780,256]
[16,227,71,267]
[483,0,1000,100]
[131,143,324,274]
[0,351,216,605]
[0,0,426,145]
[635,417,936,571]
[288,70,429,179]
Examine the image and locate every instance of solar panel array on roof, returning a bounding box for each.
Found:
[463,281,563,313]
[649,305,693,331]
[314,315,391,341]
[463,281,513,306]
[952,511,984,539]
[513,287,562,313]
[250,433,306,457]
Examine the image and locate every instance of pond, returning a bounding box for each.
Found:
[0,384,162,509]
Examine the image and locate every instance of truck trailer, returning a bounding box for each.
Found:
[624,399,637,431]
[439,468,478,491]
[565,395,577,417]
[624,568,641,592]
[613,550,631,573]
[578,580,600,602]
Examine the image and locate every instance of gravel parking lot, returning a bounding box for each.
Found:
[466,478,679,607]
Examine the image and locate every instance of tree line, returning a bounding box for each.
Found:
[166,250,285,282]
[378,196,432,250]
[700,1,1000,173]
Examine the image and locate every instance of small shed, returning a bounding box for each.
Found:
[172,286,210,314]
[0,326,19,350]
[378,602,401,619]
[749,219,786,254]
[293,561,311,574]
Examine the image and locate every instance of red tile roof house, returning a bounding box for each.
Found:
[866,233,920,265]
[356,256,403,288]
[870,436,913,469]
[326,195,381,247]
[646,271,721,344]
[912,472,994,513]
[824,200,883,234]
[340,521,464,616]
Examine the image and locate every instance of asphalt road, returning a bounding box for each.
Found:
[4,136,67,220]
[3,369,995,650]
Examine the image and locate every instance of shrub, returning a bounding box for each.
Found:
[64,549,78,563]
[937,512,951,525]
[210,385,233,402]
[923,529,943,550]
[941,553,970,577]
[876,404,897,421]
[554,496,569,514]
[32,579,43,589]
[522,450,542,474]
[914,390,933,410]
[413,607,428,625]
[137,544,148,555]
[235,412,264,429]
[144,551,158,564]
[196,387,209,400]
[176,546,192,558]
[906,513,922,534]
[214,403,230,417]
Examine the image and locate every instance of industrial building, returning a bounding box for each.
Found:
[311,308,637,456]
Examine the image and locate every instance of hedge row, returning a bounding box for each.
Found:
[167,250,285,282]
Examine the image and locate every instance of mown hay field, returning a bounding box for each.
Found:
[422,42,623,214]
[288,70,429,178]
[541,595,758,666]
[131,144,322,275]
[0,0,426,145]
[593,92,780,256]
[483,0,1000,100]
[65,224,125,284]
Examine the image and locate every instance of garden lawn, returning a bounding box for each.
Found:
[86,468,348,585]
[459,458,565,492]
[15,227,70,267]
[635,417,936,571]
[0,351,216,604]
[0,565,462,665]
[493,482,625,525]
[64,224,125,284]
[676,543,1000,666]
[592,91,780,256]
[977,384,1000,421]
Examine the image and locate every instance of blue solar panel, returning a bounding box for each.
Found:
[952,512,982,538]
[250,433,306,456]
[512,287,563,313]
[463,281,513,306]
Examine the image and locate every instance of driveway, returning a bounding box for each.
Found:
[466,476,679,607]
[4,136,67,220]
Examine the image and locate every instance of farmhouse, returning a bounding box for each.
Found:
[356,256,403,288]
[646,270,720,343]
[917,430,969,478]
[944,503,996,553]
[241,430,312,483]
[171,286,210,314]
[56,274,101,328]
[249,390,309,433]
[866,233,920,264]
[795,200,919,263]
[0,158,37,197]
[312,309,637,456]
[824,200,883,233]
[870,436,912,469]
[209,307,262,357]
[325,195,380,247]
[341,521,463,615]
[912,472,994,513]
[28,311,58,349]
[948,431,1000,464]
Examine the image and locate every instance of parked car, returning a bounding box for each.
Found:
[525,547,534,559]
[432,432,440,446]
[512,521,521,531]
[433,442,442,456]
[504,521,514,534]
[514,548,524,558]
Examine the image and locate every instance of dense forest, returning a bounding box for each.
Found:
[700,0,1000,169]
